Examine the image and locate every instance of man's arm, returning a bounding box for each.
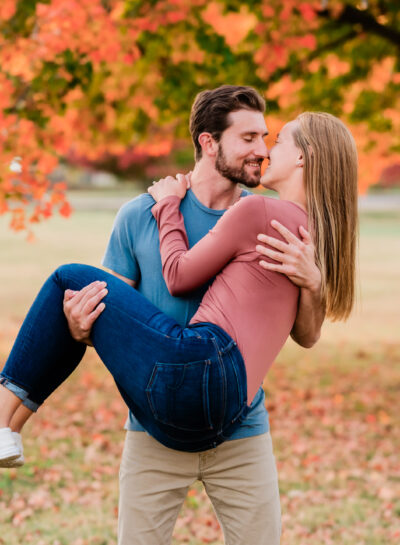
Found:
[63,272,136,345]
[256,220,325,348]
[289,284,325,348]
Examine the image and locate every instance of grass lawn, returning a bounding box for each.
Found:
[0,203,399,545]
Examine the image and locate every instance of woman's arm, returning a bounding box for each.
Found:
[152,195,261,296]
[256,221,325,347]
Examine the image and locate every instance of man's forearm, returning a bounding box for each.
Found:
[290,286,325,348]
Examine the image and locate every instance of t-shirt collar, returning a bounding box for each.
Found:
[186,188,251,216]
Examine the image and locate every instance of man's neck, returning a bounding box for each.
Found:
[189,162,244,210]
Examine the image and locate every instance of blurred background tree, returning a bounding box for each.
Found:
[0,0,399,230]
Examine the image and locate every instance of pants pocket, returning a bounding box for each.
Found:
[146,359,213,431]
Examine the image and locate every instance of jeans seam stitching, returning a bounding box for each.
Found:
[103,301,212,345]
[211,337,226,431]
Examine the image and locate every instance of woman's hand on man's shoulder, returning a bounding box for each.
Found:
[148,173,190,203]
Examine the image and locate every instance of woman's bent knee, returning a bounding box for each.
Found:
[53,263,81,281]
[52,264,104,290]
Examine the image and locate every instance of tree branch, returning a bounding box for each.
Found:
[263,30,358,87]
[263,4,399,89]
[319,5,400,49]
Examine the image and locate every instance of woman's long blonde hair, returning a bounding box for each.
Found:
[293,112,358,321]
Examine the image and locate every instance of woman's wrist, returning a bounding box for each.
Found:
[148,175,188,203]
[304,266,322,294]
[151,195,181,217]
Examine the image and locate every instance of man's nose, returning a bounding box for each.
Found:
[253,138,268,158]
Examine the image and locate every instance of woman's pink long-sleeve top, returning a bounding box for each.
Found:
[152,194,308,404]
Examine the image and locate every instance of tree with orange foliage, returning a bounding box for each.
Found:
[0,0,399,231]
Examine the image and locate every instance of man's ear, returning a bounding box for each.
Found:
[198,132,218,157]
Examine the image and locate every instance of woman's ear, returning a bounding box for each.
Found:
[198,132,218,157]
[296,153,304,167]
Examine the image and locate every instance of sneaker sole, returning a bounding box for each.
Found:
[10,457,24,468]
[0,453,20,467]
[0,456,24,468]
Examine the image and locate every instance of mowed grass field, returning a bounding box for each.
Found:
[0,198,399,545]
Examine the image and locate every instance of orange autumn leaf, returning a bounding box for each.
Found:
[53,182,67,192]
[0,0,16,21]
[201,2,257,48]
[298,3,317,22]
[36,154,59,174]
[296,34,317,50]
[59,201,73,218]
[10,208,26,231]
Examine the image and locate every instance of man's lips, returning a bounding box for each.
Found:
[245,161,262,169]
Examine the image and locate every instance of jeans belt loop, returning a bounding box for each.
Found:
[219,339,237,356]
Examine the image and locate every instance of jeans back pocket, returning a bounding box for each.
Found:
[146,359,213,432]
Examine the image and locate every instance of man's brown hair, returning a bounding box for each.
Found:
[189,85,266,161]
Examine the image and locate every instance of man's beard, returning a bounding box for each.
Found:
[215,145,261,188]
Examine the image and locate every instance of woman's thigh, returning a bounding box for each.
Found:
[55,264,221,439]
[55,263,182,338]
[54,263,216,372]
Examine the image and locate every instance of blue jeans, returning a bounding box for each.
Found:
[0,264,250,452]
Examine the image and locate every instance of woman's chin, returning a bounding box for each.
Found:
[260,174,274,190]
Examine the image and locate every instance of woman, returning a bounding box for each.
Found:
[0,112,358,463]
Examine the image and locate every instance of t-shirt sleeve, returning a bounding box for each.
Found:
[152,195,263,295]
[102,200,141,281]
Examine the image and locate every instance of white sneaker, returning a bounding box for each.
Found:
[0,427,21,467]
[11,432,25,467]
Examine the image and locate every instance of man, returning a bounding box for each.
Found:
[64,85,324,545]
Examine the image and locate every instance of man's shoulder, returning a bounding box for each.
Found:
[119,192,155,215]
[114,193,155,228]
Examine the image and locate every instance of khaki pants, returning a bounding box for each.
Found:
[118,431,281,545]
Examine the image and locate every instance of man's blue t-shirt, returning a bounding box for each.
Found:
[102,188,269,440]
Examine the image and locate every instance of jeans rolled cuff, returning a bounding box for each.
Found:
[22,398,40,412]
[0,376,29,402]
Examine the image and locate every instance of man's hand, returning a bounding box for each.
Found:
[256,220,321,293]
[148,173,189,203]
[63,281,108,345]
[256,220,325,348]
